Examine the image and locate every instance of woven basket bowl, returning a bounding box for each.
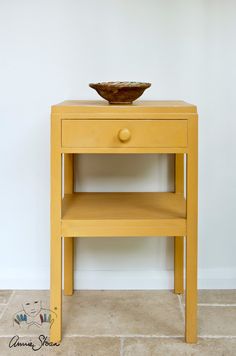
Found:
[89,81,151,104]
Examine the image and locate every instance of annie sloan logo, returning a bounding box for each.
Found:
[9,335,60,351]
[9,298,60,351]
[13,299,56,329]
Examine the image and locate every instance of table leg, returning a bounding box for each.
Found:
[64,237,74,295]
[50,236,62,342]
[185,118,198,343]
[174,236,184,294]
[64,154,74,296]
[50,115,62,343]
[174,154,184,294]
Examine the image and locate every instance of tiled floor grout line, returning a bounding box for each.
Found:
[177,294,185,322]
[0,291,15,320]
[0,334,183,338]
[1,334,236,339]
[182,303,236,307]
[199,335,236,339]
[63,334,184,338]
[120,337,124,356]
[73,301,236,309]
[0,290,15,307]
[201,303,236,306]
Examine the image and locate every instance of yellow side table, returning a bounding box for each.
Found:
[50,100,198,343]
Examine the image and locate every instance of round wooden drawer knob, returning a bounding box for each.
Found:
[118,128,131,142]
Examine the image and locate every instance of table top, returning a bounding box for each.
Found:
[52,100,197,114]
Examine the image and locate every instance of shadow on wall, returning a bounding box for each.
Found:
[74,154,175,192]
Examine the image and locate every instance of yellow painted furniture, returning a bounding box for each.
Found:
[50,100,198,343]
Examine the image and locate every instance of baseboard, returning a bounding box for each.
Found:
[1,268,236,290]
[74,270,174,290]
[196,268,236,289]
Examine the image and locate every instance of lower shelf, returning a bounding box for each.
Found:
[61,192,186,237]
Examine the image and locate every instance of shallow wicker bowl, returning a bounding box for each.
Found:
[89,81,151,104]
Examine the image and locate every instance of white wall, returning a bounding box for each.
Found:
[0,0,236,289]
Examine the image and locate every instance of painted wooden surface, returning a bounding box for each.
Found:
[50,100,198,343]
[62,119,188,148]
[64,153,74,296]
[61,192,186,237]
[174,154,184,294]
[50,114,62,343]
[52,100,197,115]
[185,117,198,343]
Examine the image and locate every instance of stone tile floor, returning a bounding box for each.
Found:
[0,290,235,355]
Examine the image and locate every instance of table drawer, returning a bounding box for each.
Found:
[62,119,188,148]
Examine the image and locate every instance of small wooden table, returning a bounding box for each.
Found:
[50,100,198,343]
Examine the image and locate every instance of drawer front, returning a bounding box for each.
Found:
[62,120,188,148]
